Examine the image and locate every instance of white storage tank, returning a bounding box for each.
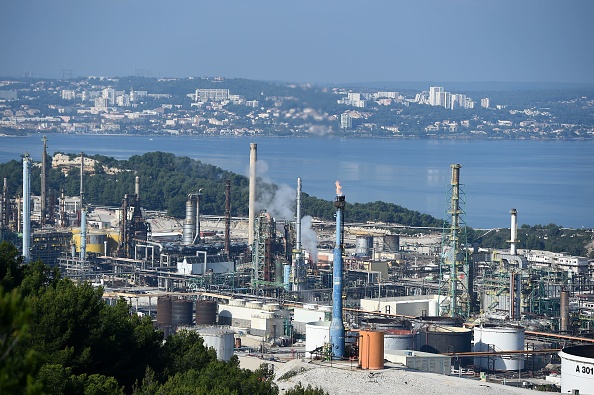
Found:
[473,325,525,371]
[305,321,331,358]
[199,328,235,361]
[559,345,594,395]
[263,303,280,311]
[229,299,245,307]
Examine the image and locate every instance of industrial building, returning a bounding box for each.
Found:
[4,139,594,393]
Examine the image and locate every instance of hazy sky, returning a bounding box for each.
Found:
[1,0,593,83]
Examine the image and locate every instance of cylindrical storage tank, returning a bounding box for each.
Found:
[264,303,280,311]
[171,299,193,327]
[363,318,407,331]
[355,235,373,256]
[359,330,384,370]
[383,234,400,252]
[229,299,245,307]
[195,300,217,325]
[414,316,462,327]
[86,233,107,254]
[246,301,263,310]
[559,345,594,395]
[199,328,235,361]
[384,329,416,351]
[156,297,172,326]
[473,325,525,371]
[419,325,472,366]
[305,321,331,358]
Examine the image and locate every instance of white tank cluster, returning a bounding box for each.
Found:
[305,321,331,358]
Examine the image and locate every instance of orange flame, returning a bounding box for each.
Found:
[335,180,342,196]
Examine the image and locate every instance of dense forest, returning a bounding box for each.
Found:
[0,152,444,228]
[0,241,326,395]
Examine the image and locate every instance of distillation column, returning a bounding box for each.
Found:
[509,208,518,255]
[292,177,305,291]
[330,181,346,359]
[41,136,47,227]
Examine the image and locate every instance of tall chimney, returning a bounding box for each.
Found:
[449,164,461,317]
[80,209,87,262]
[248,143,257,246]
[135,175,140,200]
[292,178,303,291]
[509,208,518,255]
[41,136,47,226]
[560,289,569,332]
[196,189,202,243]
[79,152,84,225]
[330,181,345,359]
[2,177,7,228]
[225,180,231,257]
[22,155,31,263]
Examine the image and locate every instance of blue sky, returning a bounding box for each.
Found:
[1,0,593,83]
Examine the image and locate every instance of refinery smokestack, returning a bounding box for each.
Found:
[560,289,569,332]
[196,189,203,242]
[225,180,231,257]
[2,177,7,228]
[135,176,140,199]
[330,181,345,359]
[248,143,257,246]
[41,136,47,227]
[80,209,87,262]
[509,208,518,255]
[22,155,31,263]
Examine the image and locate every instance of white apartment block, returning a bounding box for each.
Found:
[481,98,490,108]
[340,112,352,129]
[195,88,229,102]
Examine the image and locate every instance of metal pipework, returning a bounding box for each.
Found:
[248,143,257,246]
[510,208,518,256]
[22,155,31,263]
[330,182,346,359]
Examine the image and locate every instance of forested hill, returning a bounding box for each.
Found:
[0,152,443,228]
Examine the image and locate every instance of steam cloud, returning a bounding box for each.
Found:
[300,215,318,264]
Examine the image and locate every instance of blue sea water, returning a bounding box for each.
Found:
[1,134,593,229]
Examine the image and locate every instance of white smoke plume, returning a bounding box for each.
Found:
[300,215,318,264]
[253,159,296,220]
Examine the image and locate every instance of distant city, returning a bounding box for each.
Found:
[0,76,593,139]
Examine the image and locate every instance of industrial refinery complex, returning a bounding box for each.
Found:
[2,140,594,394]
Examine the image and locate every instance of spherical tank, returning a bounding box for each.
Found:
[195,300,217,325]
[171,299,193,327]
[474,325,525,371]
[156,297,172,326]
[559,345,594,395]
[199,328,235,361]
[355,236,373,256]
[384,329,416,351]
[305,321,331,358]
[383,234,400,252]
[359,330,384,370]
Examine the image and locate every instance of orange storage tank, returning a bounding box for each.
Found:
[359,330,384,370]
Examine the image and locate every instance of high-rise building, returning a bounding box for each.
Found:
[481,98,490,108]
[429,86,443,106]
[340,113,352,129]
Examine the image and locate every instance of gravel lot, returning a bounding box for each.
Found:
[271,359,541,395]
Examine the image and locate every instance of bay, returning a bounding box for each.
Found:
[0,134,592,229]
